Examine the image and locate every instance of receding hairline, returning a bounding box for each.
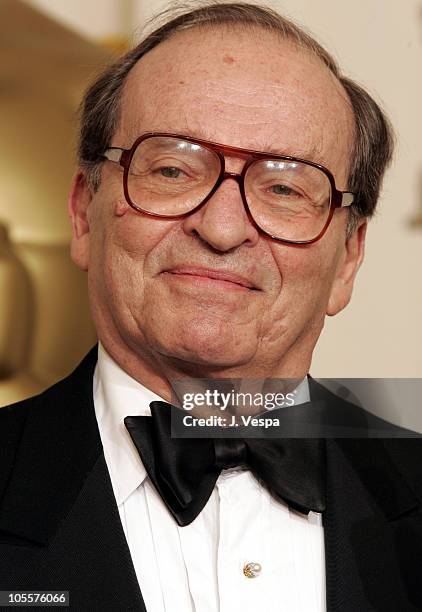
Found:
[117,21,355,151]
[129,19,342,76]
[78,2,394,231]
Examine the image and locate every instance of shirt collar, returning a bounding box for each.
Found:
[93,342,310,506]
[93,342,165,506]
[289,376,310,406]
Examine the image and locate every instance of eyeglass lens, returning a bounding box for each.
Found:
[126,136,332,242]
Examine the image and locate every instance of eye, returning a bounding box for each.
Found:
[159,166,183,179]
[269,184,298,197]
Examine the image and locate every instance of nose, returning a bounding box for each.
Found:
[182,172,260,252]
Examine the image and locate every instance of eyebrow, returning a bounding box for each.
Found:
[258,142,323,162]
[166,127,323,163]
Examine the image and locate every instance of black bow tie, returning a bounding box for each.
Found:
[124,402,326,526]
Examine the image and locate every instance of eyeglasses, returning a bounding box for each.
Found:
[102,133,354,245]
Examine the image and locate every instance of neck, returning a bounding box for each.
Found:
[97,330,314,404]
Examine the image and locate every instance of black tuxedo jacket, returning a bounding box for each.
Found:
[1,347,422,611]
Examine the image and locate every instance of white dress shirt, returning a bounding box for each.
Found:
[93,343,326,612]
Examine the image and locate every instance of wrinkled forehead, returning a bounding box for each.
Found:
[117,25,354,184]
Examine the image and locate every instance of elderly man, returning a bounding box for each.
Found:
[1,3,421,611]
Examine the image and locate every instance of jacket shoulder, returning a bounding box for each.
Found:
[1,344,98,417]
[0,346,99,495]
[0,396,32,497]
[382,438,422,497]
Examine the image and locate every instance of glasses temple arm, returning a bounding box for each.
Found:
[102,147,125,163]
[340,192,355,208]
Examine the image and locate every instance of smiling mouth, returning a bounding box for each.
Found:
[162,267,259,291]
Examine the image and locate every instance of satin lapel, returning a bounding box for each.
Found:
[0,346,146,610]
[0,347,102,544]
[323,438,421,611]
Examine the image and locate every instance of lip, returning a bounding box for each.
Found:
[162,266,259,290]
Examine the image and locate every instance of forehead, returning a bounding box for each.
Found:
[118,26,353,180]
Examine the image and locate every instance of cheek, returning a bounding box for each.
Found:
[258,243,339,349]
[104,210,179,275]
[88,204,176,306]
[90,181,177,265]
[113,212,162,260]
[271,242,339,312]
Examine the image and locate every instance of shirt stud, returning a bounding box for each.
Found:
[243,562,262,578]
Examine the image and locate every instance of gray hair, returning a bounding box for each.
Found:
[78,2,395,233]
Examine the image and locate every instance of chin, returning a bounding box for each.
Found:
[147,319,256,370]
[162,347,254,373]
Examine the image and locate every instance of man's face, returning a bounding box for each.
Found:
[70,26,364,379]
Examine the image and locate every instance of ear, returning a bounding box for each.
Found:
[68,171,93,271]
[326,220,367,316]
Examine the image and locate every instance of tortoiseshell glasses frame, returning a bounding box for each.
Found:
[102,132,355,246]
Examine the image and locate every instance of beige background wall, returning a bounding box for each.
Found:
[23,0,422,378]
